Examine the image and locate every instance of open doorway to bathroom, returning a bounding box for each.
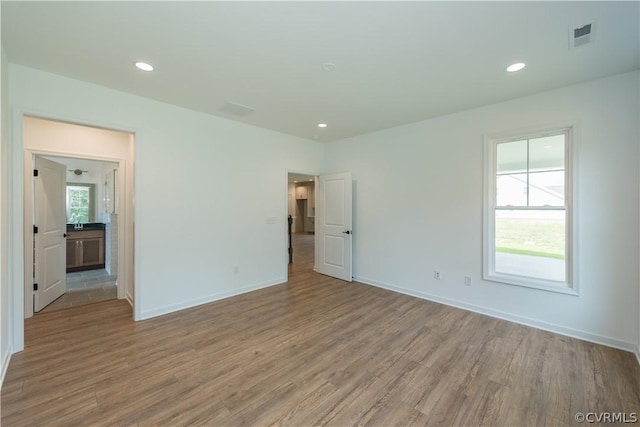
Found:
[287,173,316,275]
[22,115,135,321]
[37,156,120,313]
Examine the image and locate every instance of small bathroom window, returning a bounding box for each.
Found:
[66,183,96,223]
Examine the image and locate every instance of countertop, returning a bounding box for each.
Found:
[66,223,106,232]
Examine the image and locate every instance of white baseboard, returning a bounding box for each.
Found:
[1,347,12,388]
[355,275,638,356]
[125,291,133,308]
[138,278,285,321]
[635,344,640,366]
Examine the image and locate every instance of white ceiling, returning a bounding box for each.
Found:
[2,1,638,142]
[288,173,315,184]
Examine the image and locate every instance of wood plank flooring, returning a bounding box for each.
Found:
[2,233,639,426]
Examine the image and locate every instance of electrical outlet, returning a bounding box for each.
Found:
[434,270,441,280]
[464,276,472,286]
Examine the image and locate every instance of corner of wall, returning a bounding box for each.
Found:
[1,38,14,385]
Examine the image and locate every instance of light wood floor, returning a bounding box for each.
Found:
[2,234,639,426]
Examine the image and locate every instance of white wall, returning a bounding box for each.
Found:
[0,44,11,382]
[325,71,640,352]
[9,65,325,327]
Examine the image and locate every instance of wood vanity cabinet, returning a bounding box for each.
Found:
[66,230,105,272]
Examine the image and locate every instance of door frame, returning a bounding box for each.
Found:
[285,169,320,281]
[10,107,138,352]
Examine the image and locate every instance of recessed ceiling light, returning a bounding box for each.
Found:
[317,123,328,128]
[308,179,313,181]
[544,145,553,149]
[506,62,526,73]
[135,62,154,72]
[294,180,298,183]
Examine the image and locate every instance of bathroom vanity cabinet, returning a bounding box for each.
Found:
[66,229,105,272]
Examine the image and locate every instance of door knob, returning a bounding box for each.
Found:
[342,230,352,235]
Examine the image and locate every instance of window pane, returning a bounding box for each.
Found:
[497,139,527,174]
[495,210,566,282]
[67,186,91,223]
[529,134,564,172]
[69,207,89,223]
[496,174,527,206]
[68,187,89,207]
[529,170,564,206]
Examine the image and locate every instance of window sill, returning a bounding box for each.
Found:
[483,272,578,296]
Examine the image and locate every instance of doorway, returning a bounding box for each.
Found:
[35,155,120,313]
[22,115,135,321]
[286,171,354,282]
[287,173,317,274]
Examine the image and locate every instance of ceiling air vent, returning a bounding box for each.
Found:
[219,102,256,117]
[569,22,595,49]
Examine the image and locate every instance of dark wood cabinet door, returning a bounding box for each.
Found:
[66,230,105,272]
[66,239,78,269]
[81,237,103,266]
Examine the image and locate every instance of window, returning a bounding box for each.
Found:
[484,125,575,293]
[66,183,95,223]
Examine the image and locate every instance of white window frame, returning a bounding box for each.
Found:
[483,123,578,295]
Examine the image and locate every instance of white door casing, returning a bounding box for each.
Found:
[34,156,67,311]
[316,172,353,282]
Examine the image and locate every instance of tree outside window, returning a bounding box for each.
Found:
[66,184,95,223]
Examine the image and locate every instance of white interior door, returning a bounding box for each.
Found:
[316,172,352,281]
[34,156,67,312]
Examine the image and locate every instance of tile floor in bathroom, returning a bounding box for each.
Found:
[39,268,117,314]
[66,268,117,290]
